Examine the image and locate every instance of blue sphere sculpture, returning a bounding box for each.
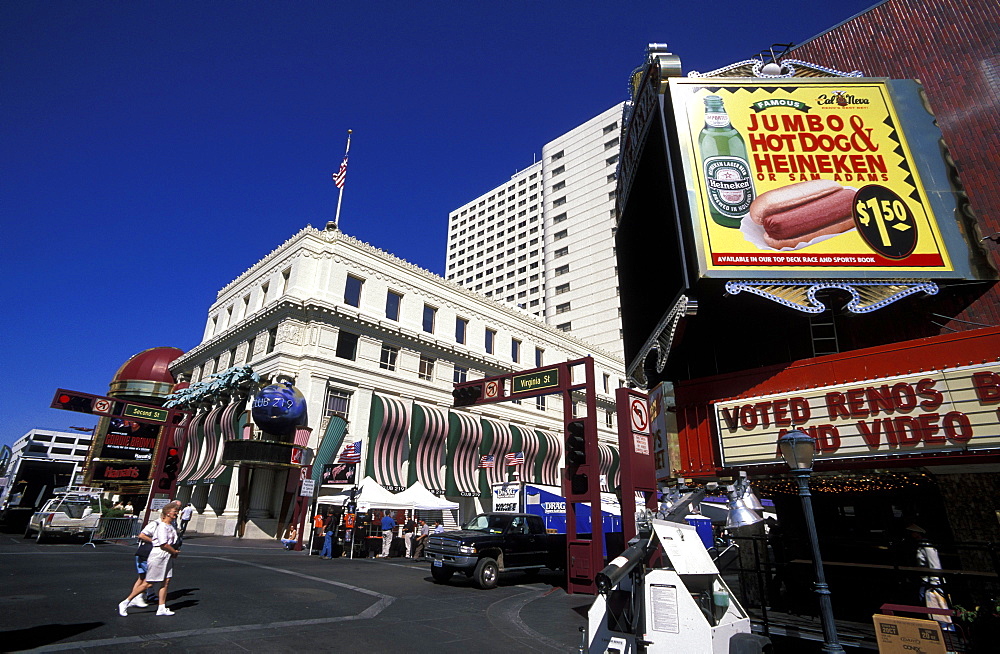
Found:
[251,382,307,436]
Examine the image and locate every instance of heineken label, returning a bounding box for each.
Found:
[704,156,755,217]
[704,112,730,128]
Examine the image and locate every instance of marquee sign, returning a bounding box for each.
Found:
[715,362,1000,466]
[667,78,967,279]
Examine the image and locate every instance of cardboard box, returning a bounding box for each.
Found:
[872,614,947,654]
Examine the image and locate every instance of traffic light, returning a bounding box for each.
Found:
[158,447,181,490]
[52,391,94,413]
[452,383,484,408]
[566,420,588,495]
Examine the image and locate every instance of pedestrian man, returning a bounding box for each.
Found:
[179,503,194,535]
[380,510,397,557]
[433,520,444,534]
[413,519,430,559]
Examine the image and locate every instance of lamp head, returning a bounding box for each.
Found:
[777,429,816,471]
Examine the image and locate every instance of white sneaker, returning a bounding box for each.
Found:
[156,606,175,616]
[128,596,149,608]
[117,600,129,617]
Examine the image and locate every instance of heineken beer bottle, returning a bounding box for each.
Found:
[699,95,755,228]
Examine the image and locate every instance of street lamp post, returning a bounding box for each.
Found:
[777,429,845,654]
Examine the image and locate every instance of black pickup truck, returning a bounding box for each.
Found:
[425,513,563,589]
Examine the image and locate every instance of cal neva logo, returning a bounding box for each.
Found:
[817,91,869,107]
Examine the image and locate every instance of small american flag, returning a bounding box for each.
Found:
[504,452,524,466]
[478,454,495,469]
[332,155,349,189]
[338,441,361,463]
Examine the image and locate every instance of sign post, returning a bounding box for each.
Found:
[451,357,604,594]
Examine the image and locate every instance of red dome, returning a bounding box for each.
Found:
[109,347,185,401]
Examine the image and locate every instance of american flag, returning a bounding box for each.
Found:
[338,441,361,463]
[504,452,524,466]
[332,156,349,189]
[478,454,495,468]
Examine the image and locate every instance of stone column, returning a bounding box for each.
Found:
[247,467,275,518]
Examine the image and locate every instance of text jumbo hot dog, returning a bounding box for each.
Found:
[749,180,856,249]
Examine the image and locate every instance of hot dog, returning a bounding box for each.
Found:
[749,180,856,249]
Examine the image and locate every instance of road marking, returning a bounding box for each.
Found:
[30,556,396,652]
[486,588,572,652]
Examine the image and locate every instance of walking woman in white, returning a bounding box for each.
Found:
[118,501,182,617]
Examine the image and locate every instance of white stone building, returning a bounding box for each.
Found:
[168,225,625,538]
[446,103,626,358]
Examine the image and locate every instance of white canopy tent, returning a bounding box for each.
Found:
[394,481,460,510]
[318,476,412,510]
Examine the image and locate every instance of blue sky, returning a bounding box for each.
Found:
[1,1,880,448]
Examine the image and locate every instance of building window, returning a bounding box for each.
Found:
[386,290,402,321]
[553,229,568,241]
[555,283,570,295]
[603,122,618,134]
[418,354,435,381]
[281,267,291,294]
[606,410,614,428]
[604,137,619,150]
[603,373,611,393]
[324,387,352,421]
[535,347,544,367]
[336,330,359,360]
[551,150,564,161]
[552,212,568,224]
[485,329,496,354]
[344,275,364,307]
[555,302,571,314]
[380,344,398,371]
[552,180,565,191]
[554,247,569,258]
[557,322,571,332]
[553,196,566,207]
[260,282,269,308]
[455,317,468,344]
[453,365,468,384]
[245,336,256,363]
[552,165,565,175]
[606,154,618,166]
[265,327,277,353]
[423,305,436,333]
[511,338,521,363]
[536,395,546,411]
[555,264,570,276]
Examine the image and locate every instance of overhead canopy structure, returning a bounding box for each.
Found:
[318,476,412,510]
[394,481,459,510]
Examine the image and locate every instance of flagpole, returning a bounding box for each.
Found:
[334,129,352,229]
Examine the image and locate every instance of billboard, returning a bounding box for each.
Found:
[714,362,1000,467]
[668,78,967,278]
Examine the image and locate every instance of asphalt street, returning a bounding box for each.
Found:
[0,532,592,653]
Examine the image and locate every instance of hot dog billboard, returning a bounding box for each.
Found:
[668,78,963,277]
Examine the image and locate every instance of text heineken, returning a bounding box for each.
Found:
[699,95,755,227]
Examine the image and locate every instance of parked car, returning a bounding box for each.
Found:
[24,487,104,542]
[425,513,564,589]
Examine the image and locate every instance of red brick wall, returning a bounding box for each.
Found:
[791,0,1000,330]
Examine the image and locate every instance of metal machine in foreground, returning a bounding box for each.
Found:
[588,519,767,653]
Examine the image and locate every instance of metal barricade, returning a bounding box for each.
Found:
[84,516,140,548]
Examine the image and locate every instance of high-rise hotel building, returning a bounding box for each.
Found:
[446,104,627,359]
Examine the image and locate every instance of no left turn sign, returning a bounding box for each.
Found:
[485,380,499,398]
[629,398,649,434]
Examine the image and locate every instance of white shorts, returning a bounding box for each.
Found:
[145,548,174,583]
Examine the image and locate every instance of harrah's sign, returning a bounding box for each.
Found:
[715,363,1000,466]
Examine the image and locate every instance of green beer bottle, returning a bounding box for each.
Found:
[699,95,755,228]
